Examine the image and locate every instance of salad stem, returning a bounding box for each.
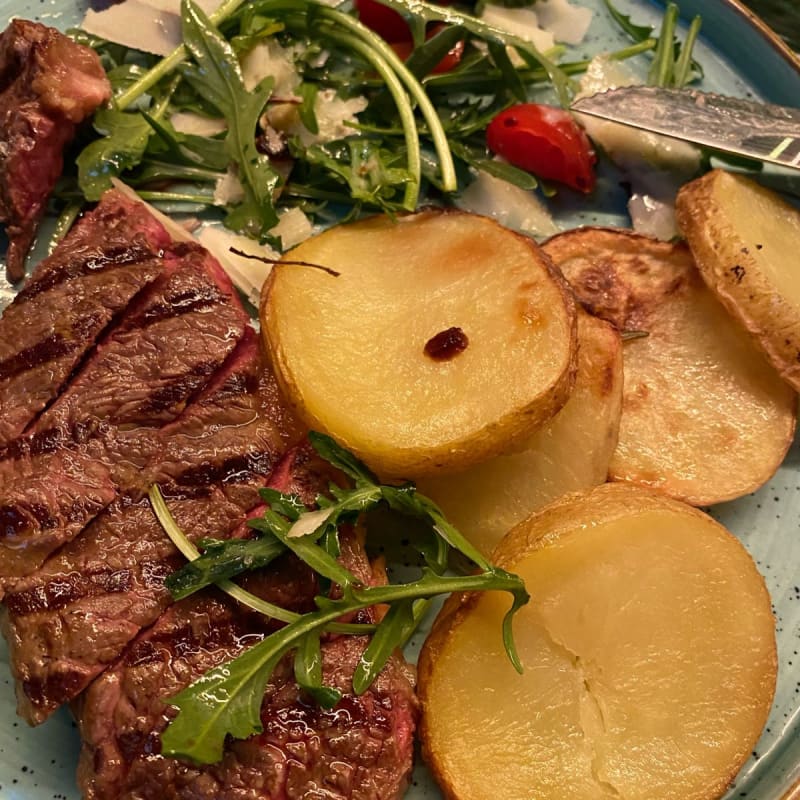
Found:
[314,5,457,194]
[326,29,422,209]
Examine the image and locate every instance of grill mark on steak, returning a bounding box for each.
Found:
[5,566,135,615]
[16,242,157,302]
[123,285,226,330]
[0,191,171,445]
[135,360,221,418]
[173,452,279,488]
[31,244,249,437]
[0,332,79,382]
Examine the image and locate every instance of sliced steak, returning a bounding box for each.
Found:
[0,19,111,281]
[75,558,417,800]
[0,238,249,583]
[0,447,116,582]
[1,487,245,725]
[32,241,249,442]
[0,189,171,446]
[1,331,300,724]
[147,327,304,509]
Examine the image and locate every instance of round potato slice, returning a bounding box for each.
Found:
[676,168,800,390]
[419,483,776,800]
[543,227,796,506]
[261,210,577,478]
[418,309,622,555]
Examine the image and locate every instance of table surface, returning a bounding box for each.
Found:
[745,0,800,51]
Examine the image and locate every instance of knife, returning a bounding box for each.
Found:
[570,86,800,172]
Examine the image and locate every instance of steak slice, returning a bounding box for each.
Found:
[0,189,171,446]
[75,553,418,800]
[32,241,249,441]
[0,20,111,281]
[1,487,246,725]
[0,447,116,583]
[0,239,249,583]
[1,331,300,724]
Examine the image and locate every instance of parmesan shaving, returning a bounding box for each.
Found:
[197,226,279,307]
[457,169,559,239]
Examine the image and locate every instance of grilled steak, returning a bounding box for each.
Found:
[31,241,249,439]
[2,331,299,724]
[0,220,249,583]
[0,189,171,446]
[0,20,111,281]
[75,542,418,800]
[0,182,421,796]
[0,447,116,582]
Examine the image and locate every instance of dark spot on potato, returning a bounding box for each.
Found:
[424,327,469,362]
[601,365,615,397]
[731,264,746,283]
[741,246,749,255]
[756,243,764,250]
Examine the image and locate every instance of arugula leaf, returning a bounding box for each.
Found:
[161,623,289,763]
[308,431,378,484]
[403,24,466,80]
[297,82,320,134]
[449,140,539,191]
[603,0,654,43]
[154,430,530,763]
[180,0,281,238]
[77,107,155,201]
[165,536,286,599]
[249,509,360,588]
[162,567,527,763]
[486,40,526,103]
[352,599,423,694]
[144,113,229,171]
[293,631,342,708]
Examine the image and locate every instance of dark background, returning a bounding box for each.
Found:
[748,0,800,51]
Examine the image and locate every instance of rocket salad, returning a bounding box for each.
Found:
[64,0,702,252]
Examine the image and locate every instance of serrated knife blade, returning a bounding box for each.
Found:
[571,86,800,172]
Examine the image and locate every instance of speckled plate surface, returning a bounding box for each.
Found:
[0,0,798,798]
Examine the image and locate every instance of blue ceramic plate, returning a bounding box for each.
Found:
[0,1,798,798]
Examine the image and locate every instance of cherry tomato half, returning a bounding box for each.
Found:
[486,104,597,193]
[354,0,412,42]
[355,0,463,74]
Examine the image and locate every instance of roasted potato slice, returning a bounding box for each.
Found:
[418,309,622,555]
[419,483,777,800]
[543,227,796,505]
[261,210,577,478]
[676,168,800,390]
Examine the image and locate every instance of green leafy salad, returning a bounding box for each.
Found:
[64,0,702,251]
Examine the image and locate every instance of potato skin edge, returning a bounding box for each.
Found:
[676,168,800,391]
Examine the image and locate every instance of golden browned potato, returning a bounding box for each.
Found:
[419,483,777,800]
[676,168,800,390]
[543,227,796,506]
[418,309,622,555]
[261,210,577,478]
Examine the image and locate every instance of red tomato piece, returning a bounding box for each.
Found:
[390,24,465,74]
[355,0,412,42]
[486,104,597,193]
